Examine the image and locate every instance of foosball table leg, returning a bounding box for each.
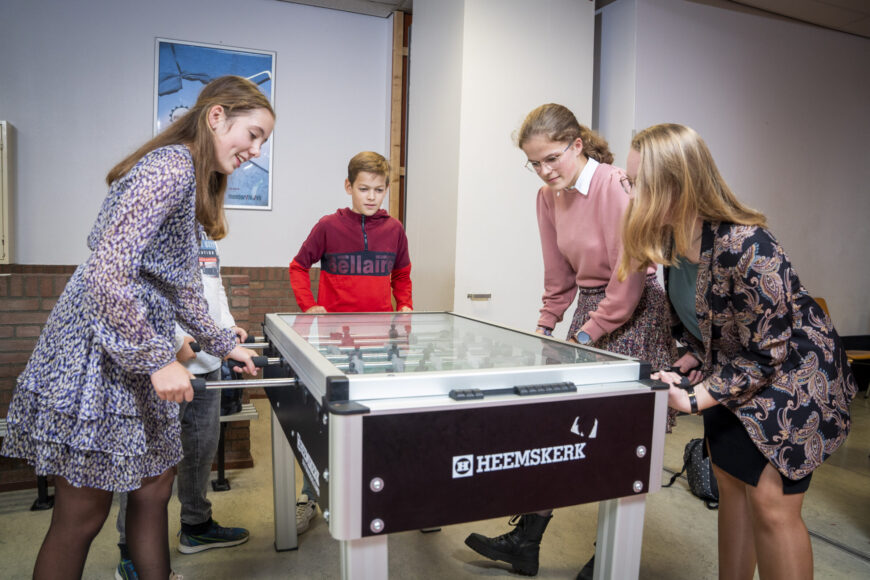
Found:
[272,408,298,551]
[341,535,388,580]
[594,494,647,580]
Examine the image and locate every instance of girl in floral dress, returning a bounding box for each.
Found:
[2,76,274,580]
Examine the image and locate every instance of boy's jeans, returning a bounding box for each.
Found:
[117,368,222,542]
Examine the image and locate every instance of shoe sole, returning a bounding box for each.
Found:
[177,535,249,554]
[464,534,538,576]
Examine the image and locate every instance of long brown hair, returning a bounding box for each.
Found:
[618,123,766,279]
[106,75,274,239]
[515,103,613,164]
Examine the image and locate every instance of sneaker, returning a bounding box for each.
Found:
[114,558,138,580]
[177,520,250,554]
[169,572,183,580]
[296,493,318,534]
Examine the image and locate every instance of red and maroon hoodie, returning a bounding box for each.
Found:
[290,208,413,312]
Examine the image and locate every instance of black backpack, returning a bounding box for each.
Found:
[663,438,719,509]
[219,361,244,416]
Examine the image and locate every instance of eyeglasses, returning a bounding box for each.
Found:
[524,143,572,173]
[620,176,634,195]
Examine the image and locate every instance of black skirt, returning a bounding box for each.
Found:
[703,404,812,494]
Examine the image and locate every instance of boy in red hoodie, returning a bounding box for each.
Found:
[288,151,413,532]
[290,151,413,314]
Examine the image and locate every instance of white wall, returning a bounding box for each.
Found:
[599,0,870,335]
[0,0,392,267]
[596,0,637,166]
[406,0,595,334]
[402,0,465,312]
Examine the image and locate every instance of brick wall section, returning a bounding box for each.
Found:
[0,266,310,489]
[221,265,312,334]
[220,274,254,470]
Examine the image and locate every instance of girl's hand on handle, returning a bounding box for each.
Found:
[151,361,195,403]
[176,336,197,363]
[651,370,693,413]
[672,352,703,384]
[306,305,327,313]
[226,345,260,376]
[651,369,686,387]
[231,325,248,343]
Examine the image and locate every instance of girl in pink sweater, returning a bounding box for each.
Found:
[463,104,674,579]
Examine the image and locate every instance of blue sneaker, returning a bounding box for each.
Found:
[114,557,138,580]
[177,520,250,554]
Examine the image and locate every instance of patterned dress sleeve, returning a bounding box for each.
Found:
[82,149,202,374]
[707,227,791,407]
[173,265,237,359]
[674,324,705,362]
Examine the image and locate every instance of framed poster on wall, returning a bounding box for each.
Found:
[155,38,275,210]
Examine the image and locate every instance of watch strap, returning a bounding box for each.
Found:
[687,388,699,415]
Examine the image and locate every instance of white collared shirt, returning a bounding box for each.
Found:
[564,157,599,196]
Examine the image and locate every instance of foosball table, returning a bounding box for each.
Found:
[255,311,668,579]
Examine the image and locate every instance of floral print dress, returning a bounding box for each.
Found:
[1,145,237,492]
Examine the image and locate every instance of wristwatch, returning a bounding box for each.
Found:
[536,325,553,336]
[574,330,592,345]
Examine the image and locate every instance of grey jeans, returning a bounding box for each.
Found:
[117,368,222,542]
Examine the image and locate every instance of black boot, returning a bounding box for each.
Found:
[464,514,553,576]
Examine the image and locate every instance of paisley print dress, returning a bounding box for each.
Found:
[1,145,237,491]
[670,221,856,480]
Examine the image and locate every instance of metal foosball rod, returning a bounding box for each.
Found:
[190,352,292,392]
[191,376,298,391]
[241,335,270,350]
[190,336,270,352]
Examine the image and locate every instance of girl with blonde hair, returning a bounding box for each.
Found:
[621,123,856,580]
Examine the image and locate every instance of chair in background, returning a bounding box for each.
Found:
[815,297,831,317]
[814,296,870,398]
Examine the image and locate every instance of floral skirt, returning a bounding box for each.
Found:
[567,274,674,367]
[567,274,677,431]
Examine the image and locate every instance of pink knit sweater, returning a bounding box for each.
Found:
[536,161,655,340]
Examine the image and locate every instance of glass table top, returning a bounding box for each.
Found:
[276,312,623,376]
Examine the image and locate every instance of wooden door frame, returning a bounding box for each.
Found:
[388,11,411,223]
